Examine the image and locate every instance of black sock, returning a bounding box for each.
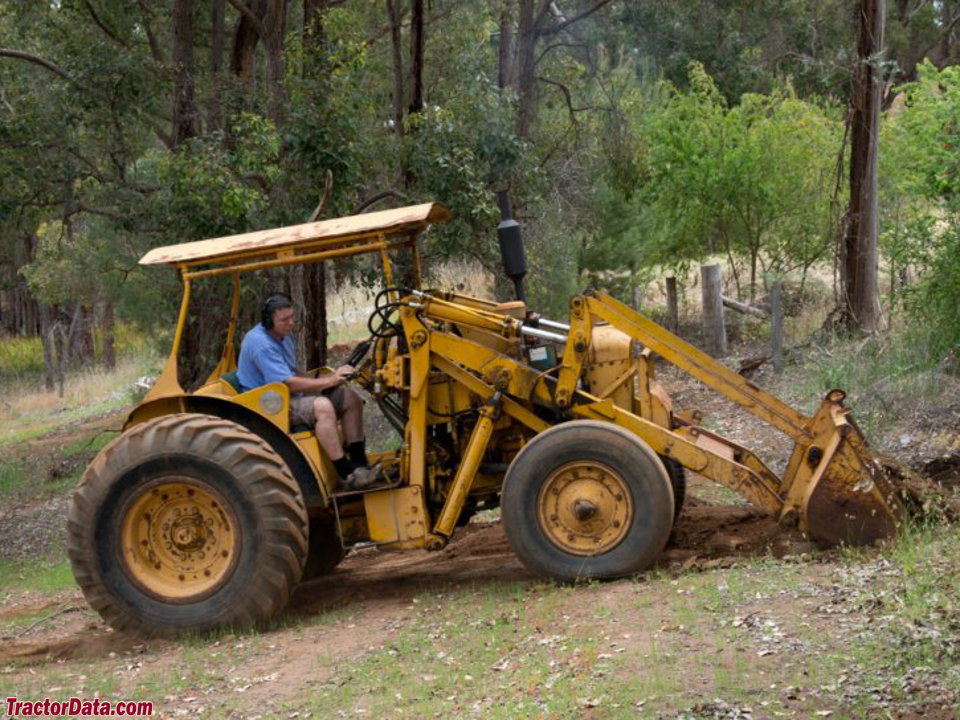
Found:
[333,456,355,479]
[346,440,368,468]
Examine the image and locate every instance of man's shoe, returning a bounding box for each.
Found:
[341,465,378,491]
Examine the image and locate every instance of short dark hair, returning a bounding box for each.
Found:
[261,293,293,329]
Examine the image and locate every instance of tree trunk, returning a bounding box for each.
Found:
[940,0,953,63]
[52,310,66,398]
[304,263,327,369]
[39,304,55,392]
[102,297,116,370]
[666,276,679,334]
[173,0,201,146]
[263,0,288,123]
[386,0,405,137]
[209,0,226,130]
[515,0,538,137]
[408,0,424,116]
[771,279,784,372]
[301,2,330,368]
[303,0,328,74]
[18,234,40,336]
[498,0,514,90]
[842,0,885,332]
[231,0,266,91]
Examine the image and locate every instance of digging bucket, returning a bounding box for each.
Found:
[783,390,904,546]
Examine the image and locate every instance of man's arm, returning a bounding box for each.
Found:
[285,365,355,394]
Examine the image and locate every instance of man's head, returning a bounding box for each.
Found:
[261,293,295,337]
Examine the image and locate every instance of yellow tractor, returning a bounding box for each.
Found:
[67,202,904,635]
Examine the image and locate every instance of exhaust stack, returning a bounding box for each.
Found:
[496,191,527,302]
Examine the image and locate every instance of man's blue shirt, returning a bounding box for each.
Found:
[236,324,298,392]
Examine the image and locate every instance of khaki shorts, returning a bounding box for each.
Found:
[290,386,346,427]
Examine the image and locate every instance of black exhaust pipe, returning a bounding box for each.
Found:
[496,191,527,303]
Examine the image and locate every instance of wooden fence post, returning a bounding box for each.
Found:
[701,264,727,357]
[666,277,679,333]
[771,279,784,371]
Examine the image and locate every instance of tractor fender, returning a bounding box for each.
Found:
[125,395,329,511]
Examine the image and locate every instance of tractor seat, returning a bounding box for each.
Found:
[220,370,242,393]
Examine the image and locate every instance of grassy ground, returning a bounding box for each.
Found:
[0,523,957,719]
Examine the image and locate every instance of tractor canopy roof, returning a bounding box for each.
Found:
[139,202,451,275]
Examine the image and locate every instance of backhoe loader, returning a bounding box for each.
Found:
[67,201,904,635]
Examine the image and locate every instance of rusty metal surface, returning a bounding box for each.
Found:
[139,202,450,267]
[803,431,904,546]
[805,464,902,545]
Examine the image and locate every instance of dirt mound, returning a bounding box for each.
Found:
[663,501,815,565]
[881,456,960,522]
[918,455,960,488]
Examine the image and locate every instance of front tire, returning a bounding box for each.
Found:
[67,414,308,636]
[501,420,674,582]
[661,456,686,519]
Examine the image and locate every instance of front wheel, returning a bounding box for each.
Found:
[501,420,674,582]
[67,414,309,636]
[661,456,686,519]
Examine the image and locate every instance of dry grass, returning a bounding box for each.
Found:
[424,258,494,299]
[0,355,154,445]
[327,259,494,343]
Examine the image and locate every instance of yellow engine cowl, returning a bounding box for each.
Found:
[582,325,634,410]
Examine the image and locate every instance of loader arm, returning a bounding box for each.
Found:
[577,289,904,545]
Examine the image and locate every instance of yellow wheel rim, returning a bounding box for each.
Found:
[536,461,633,556]
[120,480,239,603]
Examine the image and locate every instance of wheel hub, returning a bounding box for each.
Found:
[537,461,633,556]
[169,511,210,554]
[120,480,239,602]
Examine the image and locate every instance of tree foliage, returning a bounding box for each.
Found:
[2,0,960,377]
[592,63,838,300]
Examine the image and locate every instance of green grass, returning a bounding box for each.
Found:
[0,335,46,381]
[0,395,129,447]
[0,429,118,500]
[63,429,117,456]
[0,557,74,593]
[0,457,27,499]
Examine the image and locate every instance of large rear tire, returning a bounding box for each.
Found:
[67,414,308,636]
[501,420,674,582]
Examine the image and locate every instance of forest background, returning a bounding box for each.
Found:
[2,0,960,388]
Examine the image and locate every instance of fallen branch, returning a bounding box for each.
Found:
[722,295,768,318]
[11,605,84,640]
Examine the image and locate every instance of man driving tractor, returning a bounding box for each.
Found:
[236,293,377,491]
